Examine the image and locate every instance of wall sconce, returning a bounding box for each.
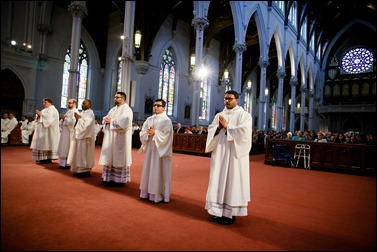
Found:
[247,80,252,89]
[297,103,301,108]
[10,40,32,52]
[245,80,252,94]
[288,98,291,105]
[220,68,229,86]
[134,30,142,48]
[265,87,269,96]
[223,68,229,81]
[190,53,195,70]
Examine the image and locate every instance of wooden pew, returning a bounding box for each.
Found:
[8,123,22,145]
[172,133,210,156]
[265,139,376,176]
[95,131,104,145]
[132,130,141,148]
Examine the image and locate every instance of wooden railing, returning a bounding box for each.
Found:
[172,133,210,156]
[6,123,22,145]
[265,139,376,176]
[95,129,142,149]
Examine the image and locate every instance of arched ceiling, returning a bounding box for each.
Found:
[55,0,376,92]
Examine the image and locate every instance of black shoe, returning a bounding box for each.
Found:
[39,159,50,164]
[76,171,91,177]
[213,216,222,223]
[218,216,235,225]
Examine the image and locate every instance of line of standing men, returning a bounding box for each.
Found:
[30,90,252,226]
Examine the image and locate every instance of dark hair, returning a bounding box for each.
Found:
[154,98,166,107]
[43,97,53,104]
[225,90,239,99]
[85,99,92,107]
[116,92,127,100]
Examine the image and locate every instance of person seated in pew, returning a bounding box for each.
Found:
[1,113,18,144]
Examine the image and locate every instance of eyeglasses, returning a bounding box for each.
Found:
[114,96,122,99]
[153,104,163,107]
[224,97,236,101]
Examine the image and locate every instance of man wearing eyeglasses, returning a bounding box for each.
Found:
[138,99,174,203]
[98,91,133,186]
[205,90,252,225]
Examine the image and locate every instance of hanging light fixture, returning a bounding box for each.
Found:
[288,98,291,105]
[134,30,142,48]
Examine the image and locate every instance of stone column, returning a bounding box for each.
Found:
[232,43,247,95]
[275,69,286,132]
[289,78,298,132]
[37,24,51,71]
[257,59,269,130]
[308,90,314,131]
[67,1,87,103]
[191,17,208,127]
[120,1,136,101]
[299,85,307,130]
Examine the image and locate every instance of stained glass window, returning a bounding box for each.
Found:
[341,48,374,74]
[117,50,122,92]
[61,43,89,110]
[158,47,175,116]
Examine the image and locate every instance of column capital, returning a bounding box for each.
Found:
[289,78,298,87]
[68,2,88,18]
[191,18,209,31]
[232,43,247,55]
[308,90,315,98]
[276,69,286,79]
[258,58,269,68]
[300,86,307,93]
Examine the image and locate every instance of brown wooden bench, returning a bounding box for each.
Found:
[8,123,22,145]
[265,138,376,176]
[172,133,210,156]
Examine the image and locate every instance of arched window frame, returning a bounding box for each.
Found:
[158,47,176,116]
[61,42,89,110]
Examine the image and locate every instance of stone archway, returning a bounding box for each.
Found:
[1,69,25,119]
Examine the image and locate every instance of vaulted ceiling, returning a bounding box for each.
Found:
[55,0,376,92]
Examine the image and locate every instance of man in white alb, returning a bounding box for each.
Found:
[138,99,174,203]
[68,99,96,177]
[30,97,60,164]
[57,99,79,169]
[205,90,252,225]
[98,91,133,186]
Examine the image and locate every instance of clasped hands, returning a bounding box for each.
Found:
[147,126,155,137]
[74,112,81,120]
[217,115,228,130]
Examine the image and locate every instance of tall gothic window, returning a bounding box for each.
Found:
[117,50,122,91]
[273,1,285,14]
[300,16,307,42]
[61,42,89,110]
[243,80,252,113]
[199,79,208,120]
[288,2,297,30]
[158,47,176,116]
